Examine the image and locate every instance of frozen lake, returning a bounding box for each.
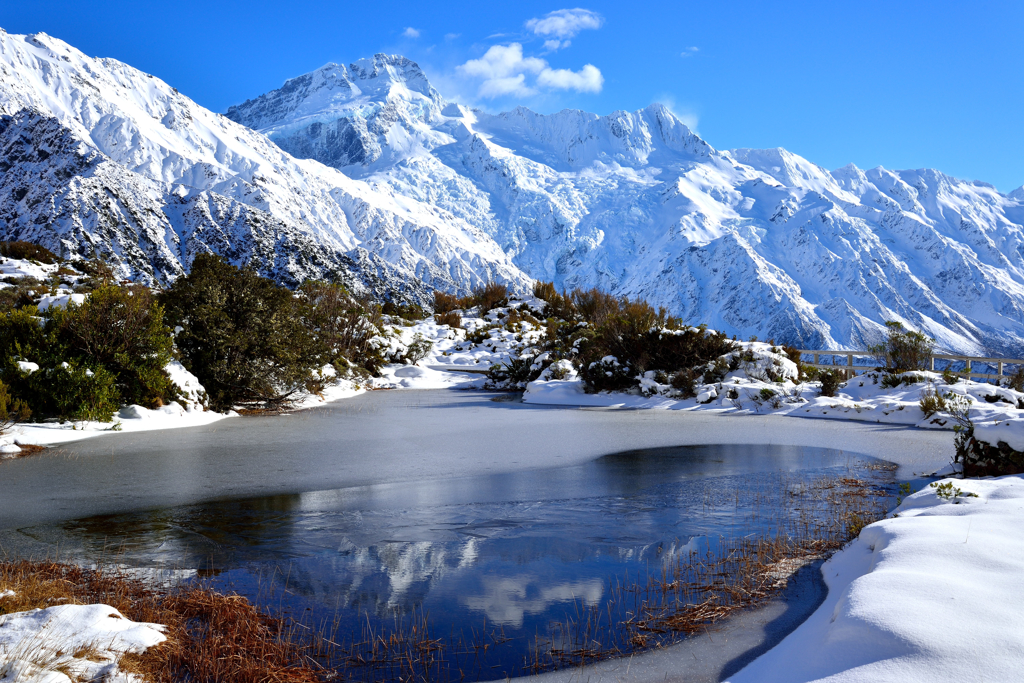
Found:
[0,389,953,681]
[0,389,950,529]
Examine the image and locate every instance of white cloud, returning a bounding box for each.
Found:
[479,75,537,98]
[681,46,699,57]
[543,39,571,51]
[444,33,461,41]
[537,64,603,93]
[402,27,421,39]
[459,43,545,80]
[526,8,603,39]
[457,42,604,99]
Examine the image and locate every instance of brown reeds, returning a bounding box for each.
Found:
[525,470,894,672]
[0,560,318,683]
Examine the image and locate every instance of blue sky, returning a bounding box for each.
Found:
[2,1,1022,191]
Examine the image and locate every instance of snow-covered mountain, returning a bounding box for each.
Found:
[227,55,1024,355]
[0,31,529,302]
[2,29,1024,353]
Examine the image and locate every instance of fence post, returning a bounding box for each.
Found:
[930,356,935,372]
[847,353,853,379]
[966,358,972,379]
[814,352,819,367]
[999,361,1004,378]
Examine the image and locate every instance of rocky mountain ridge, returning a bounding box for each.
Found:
[1,30,1023,352]
[226,52,1024,354]
[0,31,529,302]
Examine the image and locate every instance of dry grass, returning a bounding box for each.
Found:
[0,560,319,683]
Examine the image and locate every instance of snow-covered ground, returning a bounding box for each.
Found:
[729,474,1024,682]
[366,300,1024,444]
[5,292,1024,681]
[0,597,166,683]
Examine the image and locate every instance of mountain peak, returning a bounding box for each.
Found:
[225,53,442,133]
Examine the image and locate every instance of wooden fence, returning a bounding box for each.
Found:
[798,350,1024,383]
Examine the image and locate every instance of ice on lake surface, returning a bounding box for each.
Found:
[17,443,897,681]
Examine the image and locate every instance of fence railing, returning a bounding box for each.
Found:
[797,350,1024,383]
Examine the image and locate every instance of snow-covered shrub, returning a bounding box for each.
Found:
[297,280,388,375]
[670,368,696,397]
[395,334,432,365]
[581,356,636,393]
[486,355,541,389]
[819,370,843,397]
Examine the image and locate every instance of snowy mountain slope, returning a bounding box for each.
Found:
[229,56,1024,353]
[0,30,530,300]
[2,29,1023,353]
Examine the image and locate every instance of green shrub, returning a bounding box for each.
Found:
[870,321,934,372]
[0,279,44,312]
[919,387,947,417]
[819,370,843,397]
[880,373,902,389]
[0,379,31,433]
[670,369,696,397]
[0,241,58,264]
[31,362,119,422]
[160,254,320,411]
[799,363,820,381]
[395,334,432,365]
[381,300,425,321]
[47,284,176,408]
[297,281,386,375]
[465,324,497,345]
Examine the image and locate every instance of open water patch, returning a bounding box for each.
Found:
[9,444,897,681]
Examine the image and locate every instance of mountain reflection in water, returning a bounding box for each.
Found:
[20,444,895,679]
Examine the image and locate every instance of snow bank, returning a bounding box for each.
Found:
[0,599,166,683]
[524,365,1024,437]
[729,475,1024,682]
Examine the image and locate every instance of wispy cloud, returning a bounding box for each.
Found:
[525,8,603,39]
[402,27,421,39]
[444,33,461,41]
[543,39,571,52]
[457,42,603,98]
[680,46,699,57]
